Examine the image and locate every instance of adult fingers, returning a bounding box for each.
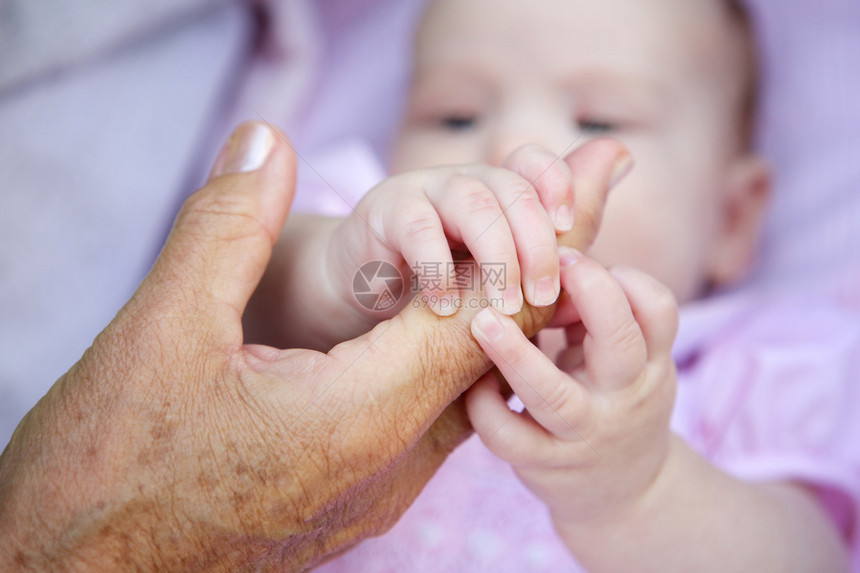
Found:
[137,121,297,347]
[558,139,633,251]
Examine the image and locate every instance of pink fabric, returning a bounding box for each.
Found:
[314,294,860,572]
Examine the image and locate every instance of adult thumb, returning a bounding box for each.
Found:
[139,121,297,344]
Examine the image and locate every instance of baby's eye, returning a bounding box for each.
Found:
[440,114,478,131]
[577,119,616,134]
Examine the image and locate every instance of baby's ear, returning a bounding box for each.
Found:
[707,155,771,287]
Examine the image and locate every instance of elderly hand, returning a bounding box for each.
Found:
[0,122,625,572]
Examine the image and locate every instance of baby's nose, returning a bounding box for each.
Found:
[487,133,569,167]
[486,116,573,166]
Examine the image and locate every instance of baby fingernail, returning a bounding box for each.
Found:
[495,286,523,315]
[609,153,634,190]
[559,247,583,267]
[434,295,459,316]
[554,204,575,232]
[530,276,559,307]
[473,308,505,342]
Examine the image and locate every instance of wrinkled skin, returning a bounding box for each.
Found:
[0,123,624,572]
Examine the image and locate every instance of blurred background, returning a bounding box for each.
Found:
[1,0,859,446]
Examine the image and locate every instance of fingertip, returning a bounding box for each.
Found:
[526,274,560,308]
[471,307,507,343]
[432,293,460,317]
[559,246,583,268]
[558,248,589,293]
[553,202,575,233]
[495,285,524,315]
[446,296,463,316]
[609,153,635,190]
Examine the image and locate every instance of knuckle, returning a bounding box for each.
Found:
[543,166,572,201]
[652,288,680,329]
[548,154,573,181]
[532,161,571,199]
[538,376,575,415]
[451,177,501,216]
[400,207,442,246]
[483,420,538,467]
[180,184,268,243]
[512,185,542,211]
[608,319,643,356]
[510,145,571,198]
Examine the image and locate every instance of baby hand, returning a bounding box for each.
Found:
[466,248,679,525]
[329,144,577,318]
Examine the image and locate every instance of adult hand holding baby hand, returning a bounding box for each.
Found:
[265,140,633,351]
[0,121,628,572]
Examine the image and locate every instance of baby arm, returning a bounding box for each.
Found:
[246,144,576,350]
[466,250,849,572]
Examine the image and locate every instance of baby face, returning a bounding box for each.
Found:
[392,0,769,302]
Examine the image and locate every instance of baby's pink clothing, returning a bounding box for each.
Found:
[285,143,860,571]
[314,292,860,572]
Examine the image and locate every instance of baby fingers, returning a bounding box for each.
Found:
[429,175,525,314]
[502,144,575,233]
[558,248,647,391]
[381,190,458,315]
[465,372,561,467]
[609,266,679,361]
[470,307,589,441]
[459,161,561,309]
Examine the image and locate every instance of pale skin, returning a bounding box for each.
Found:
[244,140,631,351]
[385,0,848,570]
[259,0,850,569]
[468,258,848,572]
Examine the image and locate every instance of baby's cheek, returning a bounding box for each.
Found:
[588,207,702,303]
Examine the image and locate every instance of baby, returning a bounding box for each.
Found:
[249,0,857,570]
